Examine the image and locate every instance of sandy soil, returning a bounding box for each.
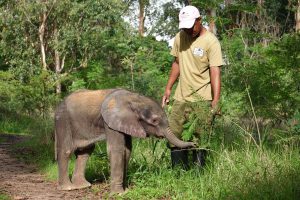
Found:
[0,134,111,200]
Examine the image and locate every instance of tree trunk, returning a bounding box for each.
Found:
[39,12,47,70]
[54,23,63,94]
[138,0,145,37]
[256,0,269,46]
[55,51,61,94]
[207,9,217,35]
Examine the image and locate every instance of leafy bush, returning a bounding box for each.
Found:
[221,32,300,129]
[0,70,58,116]
[68,36,172,101]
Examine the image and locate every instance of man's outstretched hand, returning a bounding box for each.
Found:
[162,89,171,107]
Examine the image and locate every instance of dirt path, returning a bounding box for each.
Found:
[0,134,109,200]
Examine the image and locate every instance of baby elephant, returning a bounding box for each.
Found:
[55,89,195,193]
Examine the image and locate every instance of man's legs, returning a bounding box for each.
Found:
[168,100,213,169]
[168,100,189,169]
[191,101,213,167]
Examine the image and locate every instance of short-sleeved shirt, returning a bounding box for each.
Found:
[171,30,223,102]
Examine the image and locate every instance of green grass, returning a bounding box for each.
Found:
[0,194,11,200]
[0,117,32,135]
[2,113,300,199]
[0,111,34,135]
[120,144,300,200]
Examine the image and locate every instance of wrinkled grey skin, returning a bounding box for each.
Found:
[55,89,195,193]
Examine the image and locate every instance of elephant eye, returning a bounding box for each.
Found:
[151,118,160,125]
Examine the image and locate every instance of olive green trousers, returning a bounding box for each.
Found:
[168,100,213,146]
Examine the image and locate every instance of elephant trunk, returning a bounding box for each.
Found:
[164,127,195,148]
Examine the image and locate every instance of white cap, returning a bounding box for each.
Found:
[178,6,201,29]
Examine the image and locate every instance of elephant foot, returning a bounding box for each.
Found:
[57,183,74,191]
[118,188,129,195]
[110,189,128,197]
[72,179,92,190]
[110,184,125,194]
[58,180,91,191]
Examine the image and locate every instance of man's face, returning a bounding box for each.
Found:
[183,18,201,38]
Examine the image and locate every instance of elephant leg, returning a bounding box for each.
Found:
[71,145,95,189]
[124,136,132,188]
[106,124,127,193]
[56,110,74,191]
[57,149,73,190]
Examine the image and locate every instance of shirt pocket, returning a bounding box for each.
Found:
[192,47,208,63]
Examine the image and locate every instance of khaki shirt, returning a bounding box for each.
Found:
[171,30,223,102]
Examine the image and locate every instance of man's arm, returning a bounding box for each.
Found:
[162,57,180,107]
[210,66,221,109]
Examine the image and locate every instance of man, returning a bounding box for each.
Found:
[162,5,222,169]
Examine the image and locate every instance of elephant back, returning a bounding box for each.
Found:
[59,89,118,138]
[65,90,114,117]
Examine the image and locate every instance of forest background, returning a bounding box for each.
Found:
[0,0,300,199]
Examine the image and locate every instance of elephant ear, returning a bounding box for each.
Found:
[101,90,147,138]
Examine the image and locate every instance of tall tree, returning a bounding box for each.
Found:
[0,0,129,115]
[0,0,126,94]
[138,0,149,36]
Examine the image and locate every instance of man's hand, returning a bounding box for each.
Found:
[162,58,180,108]
[211,100,221,115]
[162,89,171,107]
[211,100,218,108]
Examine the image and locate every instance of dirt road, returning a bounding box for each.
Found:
[0,134,110,200]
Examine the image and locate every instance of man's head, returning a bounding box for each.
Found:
[179,6,202,37]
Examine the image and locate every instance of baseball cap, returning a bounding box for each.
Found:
[178,6,201,29]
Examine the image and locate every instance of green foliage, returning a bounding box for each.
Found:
[0,70,57,116]
[120,36,172,99]
[192,0,224,10]
[69,58,130,92]
[0,194,10,200]
[289,110,300,134]
[147,2,180,39]
[0,0,130,114]
[85,143,109,182]
[0,112,36,135]
[180,103,214,149]
[70,35,172,100]
[221,32,300,122]
[0,0,127,72]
